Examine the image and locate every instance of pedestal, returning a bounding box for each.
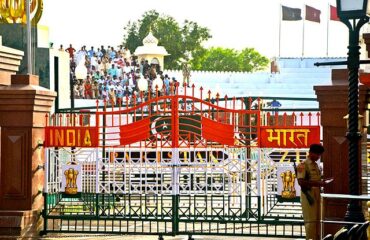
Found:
[0,74,56,237]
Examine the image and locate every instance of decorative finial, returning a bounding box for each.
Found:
[0,0,43,24]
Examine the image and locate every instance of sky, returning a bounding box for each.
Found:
[40,0,352,58]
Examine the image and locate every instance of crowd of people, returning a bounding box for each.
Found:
[59,44,187,105]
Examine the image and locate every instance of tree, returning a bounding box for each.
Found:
[124,21,141,52]
[191,47,269,72]
[123,10,268,72]
[122,10,211,69]
[238,48,270,72]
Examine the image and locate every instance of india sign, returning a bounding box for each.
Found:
[260,126,320,148]
[45,127,99,147]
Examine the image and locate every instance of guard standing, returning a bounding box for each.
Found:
[297,144,333,240]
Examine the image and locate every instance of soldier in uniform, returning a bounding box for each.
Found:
[297,144,333,240]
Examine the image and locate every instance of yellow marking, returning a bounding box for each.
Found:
[66,129,75,146]
[209,153,218,163]
[279,150,289,163]
[83,130,91,146]
[183,151,188,162]
[55,129,64,146]
[196,152,204,163]
[296,150,300,163]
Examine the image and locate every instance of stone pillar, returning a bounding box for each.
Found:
[314,72,368,235]
[0,35,24,86]
[0,74,56,237]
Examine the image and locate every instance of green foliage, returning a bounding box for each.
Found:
[123,10,211,69]
[239,48,270,72]
[123,10,268,72]
[123,21,141,52]
[191,47,269,72]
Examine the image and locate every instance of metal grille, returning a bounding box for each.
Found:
[42,90,319,238]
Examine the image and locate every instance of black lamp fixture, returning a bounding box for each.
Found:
[336,0,369,223]
[337,0,369,19]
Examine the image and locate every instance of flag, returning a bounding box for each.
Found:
[282,6,302,21]
[305,5,321,23]
[201,117,235,146]
[330,5,340,21]
[120,118,150,145]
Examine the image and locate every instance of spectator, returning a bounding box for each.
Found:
[139,59,145,75]
[77,84,84,99]
[172,77,178,94]
[108,64,118,78]
[76,47,87,65]
[143,60,150,76]
[67,42,185,103]
[84,78,93,99]
[65,44,76,59]
[164,74,170,95]
[92,79,99,99]
[123,47,131,59]
[149,66,157,80]
[90,54,98,70]
[116,89,123,104]
[109,46,116,59]
[96,48,102,58]
[88,46,95,59]
[108,87,116,105]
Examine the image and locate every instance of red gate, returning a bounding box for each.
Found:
[42,84,320,238]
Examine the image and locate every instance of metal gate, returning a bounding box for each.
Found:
[42,87,320,238]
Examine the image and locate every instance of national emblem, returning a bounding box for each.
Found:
[280,170,297,199]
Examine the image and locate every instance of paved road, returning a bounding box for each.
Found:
[37,234,303,240]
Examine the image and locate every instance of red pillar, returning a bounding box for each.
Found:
[314,71,368,235]
[0,74,56,237]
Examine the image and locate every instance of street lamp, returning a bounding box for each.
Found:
[138,75,148,92]
[138,75,148,103]
[74,60,88,109]
[152,76,164,95]
[75,61,88,81]
[336,0,369,222]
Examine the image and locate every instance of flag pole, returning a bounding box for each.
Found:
[279,4,282,57]
[302,4,305,57]
[326,3,330,56]
[26,0,32,74]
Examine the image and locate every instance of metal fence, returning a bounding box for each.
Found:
[42,89,320,238]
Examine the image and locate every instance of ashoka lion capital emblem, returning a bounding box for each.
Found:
[280,170,296,199]
[64,167,79,195]
[0,0,43,24]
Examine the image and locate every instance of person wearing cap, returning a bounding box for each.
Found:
[297,144,333,240]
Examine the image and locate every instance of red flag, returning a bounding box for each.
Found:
[305,5,321,23]
[330,5,340,21]
[120,118,150,145]
[201,117,234,146]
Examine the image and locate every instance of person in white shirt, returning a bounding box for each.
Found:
[90,54,98,71]
[128,75,134,88]
[75,47,87,66]
[116,83,123,93]
[116,65,123,78]
[123,47,131,60]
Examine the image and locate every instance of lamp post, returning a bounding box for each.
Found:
[336,0,369,222]
[138,75,148,103]
[152,76,164,95]
[74,60,88,109]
